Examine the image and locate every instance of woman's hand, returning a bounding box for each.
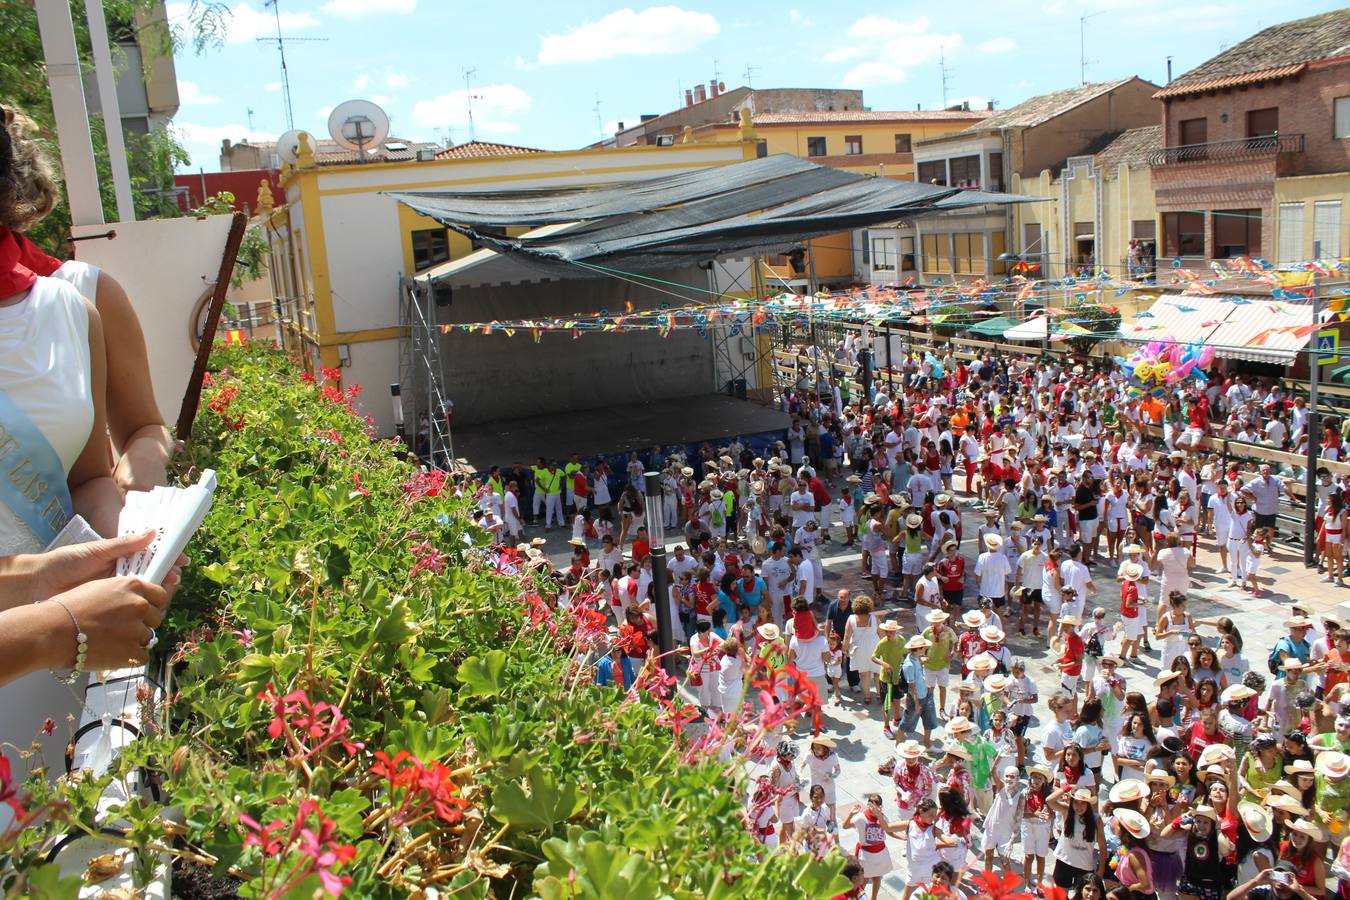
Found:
[1,530,156,609]
[39,575,170,669]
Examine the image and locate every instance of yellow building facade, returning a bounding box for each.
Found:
[1274,173,1350,264]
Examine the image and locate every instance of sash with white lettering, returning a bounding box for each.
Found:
[0,388,72,546]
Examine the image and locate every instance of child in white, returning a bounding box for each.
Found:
[806,738,842,820]
[983,766,1024,870]
[1020,768,1053,889]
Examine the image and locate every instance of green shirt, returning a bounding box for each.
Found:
[538,469,564,495]
[962,737,998,790]
[873,636,905,684]
[921,627,956,671]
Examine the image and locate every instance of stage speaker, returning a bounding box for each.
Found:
[433,283,453,307]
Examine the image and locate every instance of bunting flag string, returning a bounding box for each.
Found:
[433,254,1350,339]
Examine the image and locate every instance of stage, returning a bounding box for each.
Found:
[452,394,790,472]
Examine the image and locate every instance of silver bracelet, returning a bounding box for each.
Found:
[49,598,88,684]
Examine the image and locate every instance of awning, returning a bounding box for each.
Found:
[1074,233,1095,242]
[1118,293,1318,364]
[966,315,1020,337]
[1003,315,1070,341]
[390,154,1045,278]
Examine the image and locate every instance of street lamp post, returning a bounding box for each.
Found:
[643,471,676,675]
[390,383,405,446]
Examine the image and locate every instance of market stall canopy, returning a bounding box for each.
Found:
[1002,315,1085,341]
[393,154,1040,279]
[966,315,1020,337]
[1118,293,1320,364]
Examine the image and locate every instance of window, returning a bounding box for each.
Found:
[954,232,974,274]
[872,237,896,272]
[411,228,450,270]
[987,152,1004,191]
[1022,223,1042,258]
[1131,220,1156,241]
[1179,117,1207,145]
[807,136,827,156]
[1246,107,1278,138]
[1278,202,1305,265]
[922,233,951,274]
[1073,222,1095,269]
[1162,211,1206,257]
[991,231,1008,274]
[950,155,981,188]
[899,236,916,271]
[1336,97,1350,139]
[1315,200,1342,259]
[894,133,912,153]
[844,135,863,155]
[1213,209,1261,258]
[917,160,947,185]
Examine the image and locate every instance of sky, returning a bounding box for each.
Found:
[168,0,1345,172]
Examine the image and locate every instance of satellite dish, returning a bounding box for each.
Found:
[327,99,391,158]
[276,129,309,165]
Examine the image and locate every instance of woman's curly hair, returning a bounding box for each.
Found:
[0,105,60,232]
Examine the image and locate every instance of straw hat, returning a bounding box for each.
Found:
[1237,802,1273,841]
[752,457,765,467]
[905,513,923,528]
[1270,779,1305,800]
[942,743,972,760]
[811,736,837,750]
[983,533,1004,551]
[983,508,1000,518]
[1198,744,1235,768]
[846,475,862,484]
[969,652,997,673]
[1265,794,1308,816]
[1121,562,1145,582]
[751,480,765,494]
[1115,808,1151,840]
[568,538,586,547]
[711,489,724,500]
[1317,751,1350,779]
[1287,818,1325,841]
[880,620,902,634]
[926,610,951,624]
[946,715,975,735]
[943,539,959,551]
[897,740,925,760]
[962,611,987,629]
[756,623,781,641]
[530,537,547,547]
[984,673,1012,693]
[1221,684,1257,704]
[1284,759,1315,777]
[719,455,733,465]
[980,626,1006,643]
[935,493,953,506]
[1281,658,1305,671]
[1154,670,1182,687]
[1071,787,1094,803]
[1284,616,1314,629]
[1123,543,1144,554]
[750,534,768,555]
[1028,765,1053,781]
[1190,804,1220,822]
[1059,614,1081,626]
[1145,769,1176,787]
[681,466,694,477]
[906,635,932,650]
[1109,779,1148,804]
[864,492,881,505]
[1200,764,1228,782]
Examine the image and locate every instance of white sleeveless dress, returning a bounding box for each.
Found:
[849,614,881,674]
[0,276,95,822]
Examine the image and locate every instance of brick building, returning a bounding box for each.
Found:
[1151,9,1350,265]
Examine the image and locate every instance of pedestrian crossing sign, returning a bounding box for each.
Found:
[1317,328,1340,364]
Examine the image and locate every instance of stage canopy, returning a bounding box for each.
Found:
[391,154,1039,278]
[1117,293,1319,364]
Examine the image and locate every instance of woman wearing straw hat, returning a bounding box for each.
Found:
[1119,561,1147,662]
[1275,818,1325,895]
[1048,786,1107,887]
[1111,808,1157,900]
[1163,804,1232,900]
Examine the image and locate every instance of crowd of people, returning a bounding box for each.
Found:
[487,333,1350,900]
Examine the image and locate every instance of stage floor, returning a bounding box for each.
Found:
[451,394,790,471]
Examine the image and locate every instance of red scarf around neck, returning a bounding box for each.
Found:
[0,227,60,298]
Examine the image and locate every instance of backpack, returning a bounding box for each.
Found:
[1267,638,1291,675]
[710,505,725,528]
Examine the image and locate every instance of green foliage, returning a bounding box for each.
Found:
[2,346,848,898]
[1065,302,1123,353]
[1,1,228,256]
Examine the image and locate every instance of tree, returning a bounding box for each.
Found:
[0,1,228,255]
[1064,304,1122,354]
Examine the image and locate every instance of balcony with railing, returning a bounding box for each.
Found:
[1149,132,1304,166]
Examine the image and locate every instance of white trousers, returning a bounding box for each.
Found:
[545,494,565,528]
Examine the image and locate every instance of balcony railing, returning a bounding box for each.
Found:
[1149,132,1304,166]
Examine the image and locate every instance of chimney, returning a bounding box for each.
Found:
[617,121,625,131]
[710,79,719,98]
[685,89,694,107]
[963,101,970,111]
[694,84,707,103]
[987,100,994,111]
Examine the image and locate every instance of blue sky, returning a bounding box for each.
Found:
[169,0,1344,172]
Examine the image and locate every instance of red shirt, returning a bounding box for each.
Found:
[631,538,650,562]
[1120,581,1139,618]
[693,582,716,616]
[1186,720,1226,759]
[1058,633,1084,676]
[573,472,589,498]
[937,557,965,592]
[808,476,832,506]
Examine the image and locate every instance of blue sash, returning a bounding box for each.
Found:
[0,388,72,546]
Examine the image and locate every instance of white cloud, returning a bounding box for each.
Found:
[352,74,371,90]
[411,84,532,135]
[177,80,222,105]
[172,121,250,171]
[318,105,334,119]
[322,0,416,17]
[536,6,720,65]
[948,94,988,109]
[383,71,411,89]
[264,81,283,93]
[167,1,319,43]
[978,36,1016,53]
[787,9,813,25]
[832,16,962,89]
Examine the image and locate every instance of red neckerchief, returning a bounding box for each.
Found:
[0,227,60,298]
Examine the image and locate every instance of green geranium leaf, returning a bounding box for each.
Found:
[456,649,508,698]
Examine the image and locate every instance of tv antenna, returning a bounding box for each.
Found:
[256,0,327,129]
[939,46,951,108]
[743,63,759,88]
[1080,11,1105,83]
[593,94,603,138]
[246,107,255,142]
[462,67,482,142]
